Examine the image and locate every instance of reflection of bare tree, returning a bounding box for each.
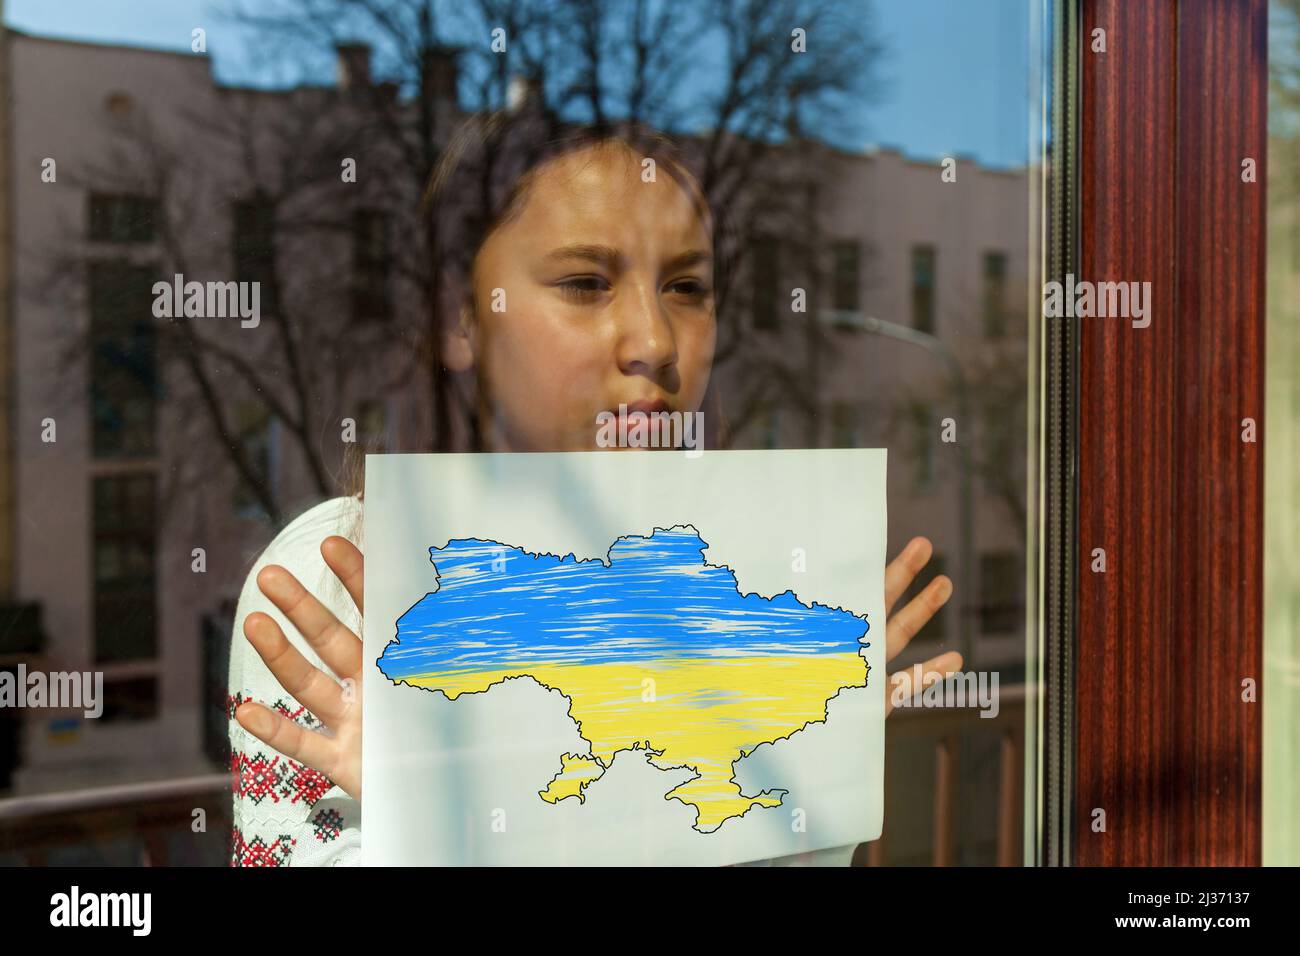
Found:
[44,0,883,526]
[43,91,415,524]
[886,323,1029,533]
[965,346,1029,530]
[217,0,883,449]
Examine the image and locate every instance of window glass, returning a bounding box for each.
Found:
[352,209,392,321]
[982,250,1007,339]
[88,194,157,243]
[1266,0,1300,865]
[0,0,1045,868]
[89,261,157,459]
[911,245,937,333]
[233,402,277,519]
[233,197,277,317]
[92,474,157,664]
[832,240,861,312]
[751,236,780,331]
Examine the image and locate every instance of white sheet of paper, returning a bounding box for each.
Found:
[361,448,887,865]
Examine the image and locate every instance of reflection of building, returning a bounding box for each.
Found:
[3,34,226,796]
[0,0,49,802]
[0,32,447,799]
[715,145,1030,674]
[0,27,1029,872]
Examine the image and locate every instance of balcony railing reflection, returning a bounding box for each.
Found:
[0,686,1025,866]
[0,773,229,866]
[856,682,1027,866]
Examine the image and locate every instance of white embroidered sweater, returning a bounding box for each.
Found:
[228,496,364,867]
[228,495,855,866]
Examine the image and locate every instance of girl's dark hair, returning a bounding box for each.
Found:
[424,110,731,327]
[342,111,731,498]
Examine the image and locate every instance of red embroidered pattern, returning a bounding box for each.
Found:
[231,826,296,867]
[311,808,344,844]
[288,761,334,806]
[228,693,335,867]
[231,749,334,806]
[226,692,325,731]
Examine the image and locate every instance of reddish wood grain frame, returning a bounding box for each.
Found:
[1076,0,1264,865]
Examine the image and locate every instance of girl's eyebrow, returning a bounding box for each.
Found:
[662,250,712,273]
[543,245,712,274]
[544,244,623,269]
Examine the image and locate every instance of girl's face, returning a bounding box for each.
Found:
[449,141,717,452]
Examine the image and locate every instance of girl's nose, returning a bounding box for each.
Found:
[614,280,678,377]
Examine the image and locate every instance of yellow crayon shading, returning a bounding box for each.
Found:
[400,651,869,832]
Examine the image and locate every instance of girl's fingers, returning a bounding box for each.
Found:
[884,650,964,717]
[234,699,338,780]
[885,573,953,663]
[242,611,349,726]
[321,536,364,615]
[255,563,363,680]
[884,536,933,614]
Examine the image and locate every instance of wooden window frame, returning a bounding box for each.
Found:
[1042,0,1265,866]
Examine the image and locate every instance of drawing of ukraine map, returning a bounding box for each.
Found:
[375,525,870,834]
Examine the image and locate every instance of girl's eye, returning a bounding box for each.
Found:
[667,278,712,299]
[557,276,610,301]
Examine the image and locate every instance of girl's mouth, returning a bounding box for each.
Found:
[617,399,671,417]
